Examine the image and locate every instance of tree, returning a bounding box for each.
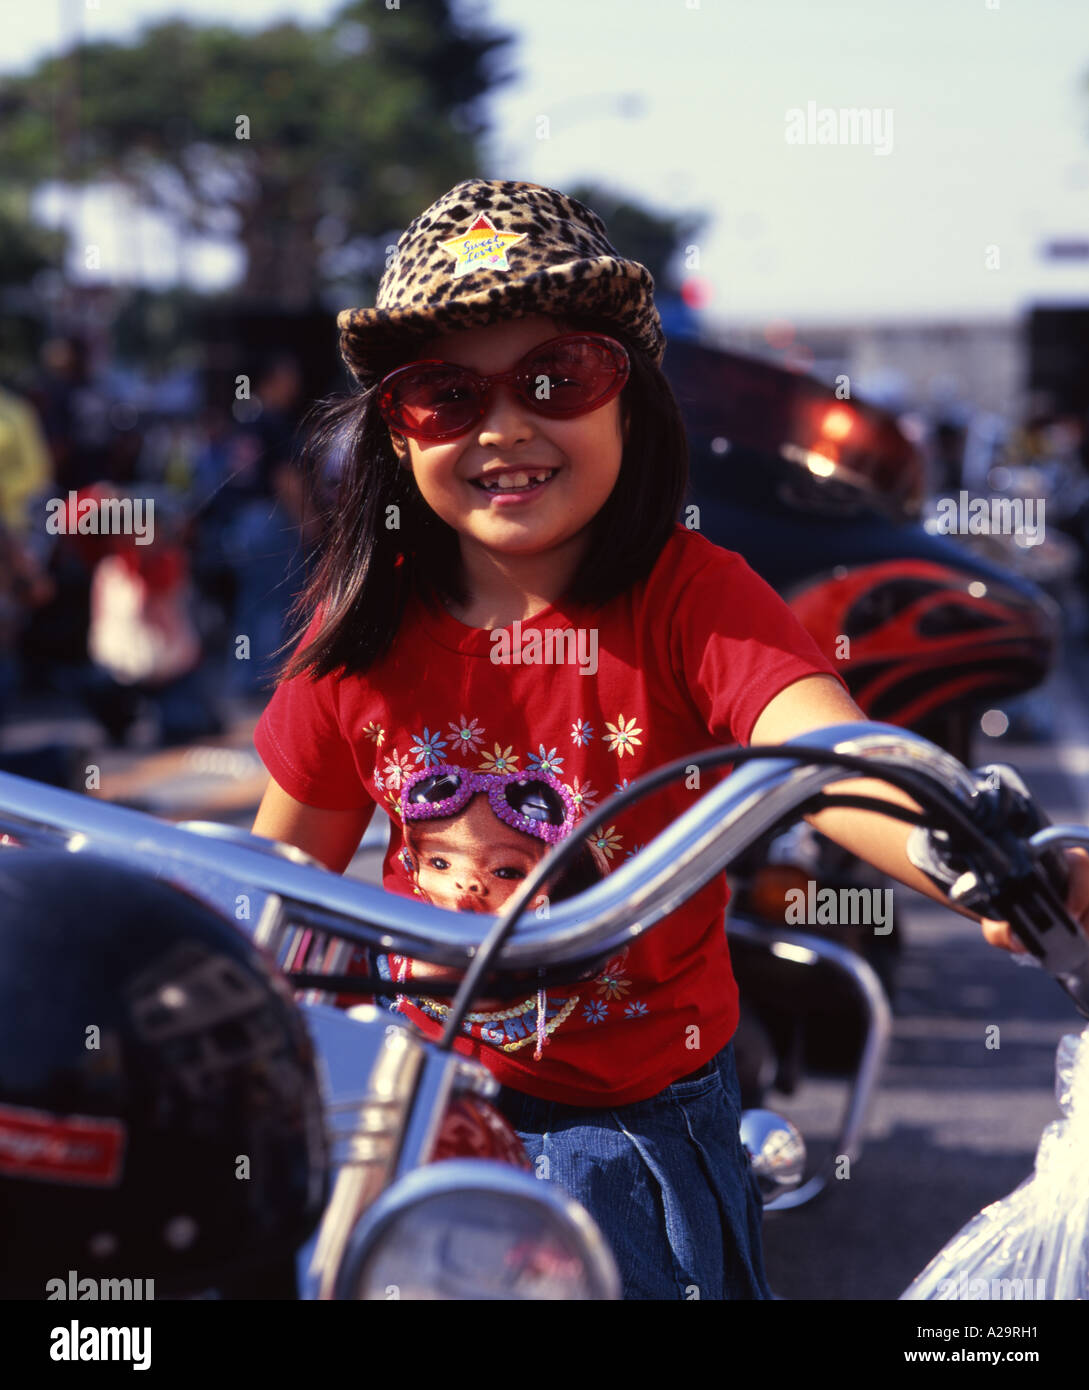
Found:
[0,0,517,308]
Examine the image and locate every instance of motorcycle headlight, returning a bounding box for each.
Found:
[333,1160,620,1300]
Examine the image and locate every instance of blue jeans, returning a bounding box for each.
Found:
[493,1042,774,1301]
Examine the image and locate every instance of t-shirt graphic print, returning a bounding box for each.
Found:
[255,524,848,1106]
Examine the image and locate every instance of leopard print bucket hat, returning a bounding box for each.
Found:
[336,178,665,387]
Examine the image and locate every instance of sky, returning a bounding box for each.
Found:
[7,0,1089,324]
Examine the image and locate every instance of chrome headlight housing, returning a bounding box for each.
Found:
[334,1160,620,1300]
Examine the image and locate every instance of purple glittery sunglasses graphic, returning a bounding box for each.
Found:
[399,763,576,844]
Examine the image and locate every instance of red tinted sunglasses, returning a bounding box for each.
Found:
[377,333,630,442]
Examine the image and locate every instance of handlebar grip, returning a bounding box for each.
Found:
[1034,844,1071,905]
[966,764,1089,1016]
[1032,846,1089,1019]
[998,848,1089,1020]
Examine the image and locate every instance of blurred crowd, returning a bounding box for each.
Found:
[0,334,320,787]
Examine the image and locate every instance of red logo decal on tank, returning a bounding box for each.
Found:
[0,1101,125,1186]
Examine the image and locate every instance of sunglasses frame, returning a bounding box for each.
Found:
[376,333,630,443]
[399,764,576,844]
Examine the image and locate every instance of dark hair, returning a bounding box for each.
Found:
[545,835,613,900]
[276,312,689,682]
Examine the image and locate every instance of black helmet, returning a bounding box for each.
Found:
[0,850,328,1298]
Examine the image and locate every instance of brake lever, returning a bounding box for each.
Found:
[906,763,1089,1020]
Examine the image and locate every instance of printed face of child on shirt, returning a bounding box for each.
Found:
[407,792,548,914]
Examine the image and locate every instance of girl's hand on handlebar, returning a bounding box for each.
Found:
[979,846,1089,954]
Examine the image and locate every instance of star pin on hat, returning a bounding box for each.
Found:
[438,212,527,278]
[336,177,665,386]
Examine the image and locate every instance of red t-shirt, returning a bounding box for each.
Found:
[254,523,848,1107]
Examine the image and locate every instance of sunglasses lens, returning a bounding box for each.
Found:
[505,782,564,825]
[380,336,627,440]
[408,772,462,805]
[382,366,480,438]
[520,338,626,416]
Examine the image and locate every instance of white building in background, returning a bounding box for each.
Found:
[704,316,1026,420]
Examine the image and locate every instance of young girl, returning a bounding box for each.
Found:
[252,177,1089,1300]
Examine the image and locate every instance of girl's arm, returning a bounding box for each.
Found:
[252,777,375,875]
[748,674,1089,952]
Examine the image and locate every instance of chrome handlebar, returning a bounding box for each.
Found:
[0,722,971,975]
[2,719,1087,1011]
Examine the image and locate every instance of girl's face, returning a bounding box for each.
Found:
[408,794,546,913]
[388,315,628,560]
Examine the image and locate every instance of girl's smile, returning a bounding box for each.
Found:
[470,465,561,500]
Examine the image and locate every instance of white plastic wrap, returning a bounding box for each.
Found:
[901,1024,1089,1301]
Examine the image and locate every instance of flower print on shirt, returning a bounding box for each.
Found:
[362,721,385,747]
[567,776,599,818]
[381,750,413,790]
[591,825,623,860]
[571,718,594,746]
[526,744,564,777]
[411,727,448,767]
[624,1000,649,1019]
[447,715,485,760]
[595,964,631,1000]
[478,743,519,773]
[583,1000,608,1024]
[604,714,643,758]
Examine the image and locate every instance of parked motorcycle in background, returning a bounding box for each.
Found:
[665,341,1061,1114]
[931,411,1088,632]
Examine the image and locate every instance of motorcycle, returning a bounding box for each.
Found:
[665,341,1062,1109]
[2,715,1088,1297]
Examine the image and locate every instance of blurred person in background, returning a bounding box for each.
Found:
[12,348,225,748]
[0,381,53,537]
[223,353,317,696]
[0,378,54,718]
[185,403,245,671]
[17,336,135,689]
[928,416,966,497]
[25,335,113,493]
[81,487,223,747]
[0,383,87,787]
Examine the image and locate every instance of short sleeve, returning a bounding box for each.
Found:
[253,619,373,811]
[671,549,850,747]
